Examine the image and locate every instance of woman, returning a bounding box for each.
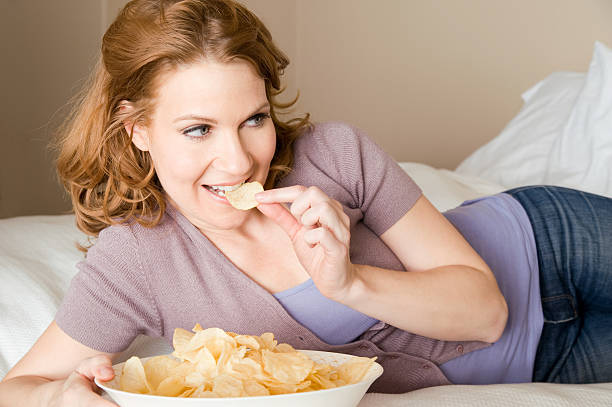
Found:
[0,0,610,405]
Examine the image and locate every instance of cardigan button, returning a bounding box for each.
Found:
[456,344,464,353]
[422,364,431,369]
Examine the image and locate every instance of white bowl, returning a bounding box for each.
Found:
[96,350,383,407]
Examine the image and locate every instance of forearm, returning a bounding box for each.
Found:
[341,264,508,342]
[0,375,60,407]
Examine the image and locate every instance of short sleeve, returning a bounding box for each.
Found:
[55,224,162,353]
[295,122,422,235]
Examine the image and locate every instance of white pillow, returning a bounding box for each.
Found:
[545,41,612,195]
[0,215,86,377]
[456,41,612,198]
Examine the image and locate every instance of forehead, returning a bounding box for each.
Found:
[152,59,267,119]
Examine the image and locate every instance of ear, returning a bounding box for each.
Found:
[119,101,151,152]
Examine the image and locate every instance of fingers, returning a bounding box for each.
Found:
[288,186,334,220]
[304,227,348,257]
[63,357,119,406]
[64,377,119,406]
[293,187,349,244]
[255,185,307,204]
[301,202,350,244]
[257,185,348,228]
[75,354,115,383]
[257,186,349,244]
[64,373,119,406]
[257,203,301,241]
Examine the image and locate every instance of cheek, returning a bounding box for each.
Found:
[258,129,278,162]
[243,132,275,166]
[150,145,205,187]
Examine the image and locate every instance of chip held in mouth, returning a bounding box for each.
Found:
[225,181,264,210]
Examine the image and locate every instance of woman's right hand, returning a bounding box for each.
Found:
[50,355,118,407]
[0,321,120,407]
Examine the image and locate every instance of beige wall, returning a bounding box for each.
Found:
[1,1,103,219]
[294,0,612,167]
[2,1,611,218]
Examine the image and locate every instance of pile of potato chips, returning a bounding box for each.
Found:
[118,324,376,398]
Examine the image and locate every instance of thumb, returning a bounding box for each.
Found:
[75,355,115,383]
[257,203,301,241]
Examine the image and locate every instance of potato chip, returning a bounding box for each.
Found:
[193,348,216,376]
[243,379,270,396]
[173,327,235,363]
[261,349,314,385]
[274,343,295,353]
[172,328,195,354]
[307,363,339,390]
[216,343,247,376]
[145,356,180,385]
[183,371,207,388]
[116,325,377,398]
[336,356,375,384]
[225,181,264,210]
[178,387,196,398]
[172,360,198,378]
[235,334,260,350]
[191,385,215,398]
[231,356,265,379]
[262,379,311,395]
[257,332,277,350]
[120,356,151,394]
[155,375,186,397]
[212,374,245,397]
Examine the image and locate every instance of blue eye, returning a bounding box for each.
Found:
[181,113,269,141]
[246,113,270,127]
[183,125,210,140]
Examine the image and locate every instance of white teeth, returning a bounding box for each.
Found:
[210,182,244,192]
[204,182,245,197]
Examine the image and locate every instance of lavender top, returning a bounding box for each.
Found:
[273,279,379,345]
[439,194,543,383]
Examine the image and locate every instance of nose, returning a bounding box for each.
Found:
[213,129,253,175]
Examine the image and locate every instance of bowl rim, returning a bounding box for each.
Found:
[95,349,384,402]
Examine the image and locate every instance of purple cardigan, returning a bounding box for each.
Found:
[56,122,490,393]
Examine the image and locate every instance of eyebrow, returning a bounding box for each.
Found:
[172,102,271,124]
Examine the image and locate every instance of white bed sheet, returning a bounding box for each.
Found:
[2,163,611,405]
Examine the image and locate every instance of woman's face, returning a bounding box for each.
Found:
[131,59,276,233]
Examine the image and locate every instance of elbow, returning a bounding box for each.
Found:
[482,296,508,343]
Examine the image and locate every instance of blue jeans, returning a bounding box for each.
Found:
[505,186,612,383]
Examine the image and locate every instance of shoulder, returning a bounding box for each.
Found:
[90,210,180,258]
[287,121,366,180]
[295,121,370,154]
[294,121,392,166]
[304,121,361,138]
[290,121,383,176]
[79,211,185,294]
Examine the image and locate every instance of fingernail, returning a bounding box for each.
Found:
[254,192,266,202]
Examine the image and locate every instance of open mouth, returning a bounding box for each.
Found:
[202,182,246,197]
